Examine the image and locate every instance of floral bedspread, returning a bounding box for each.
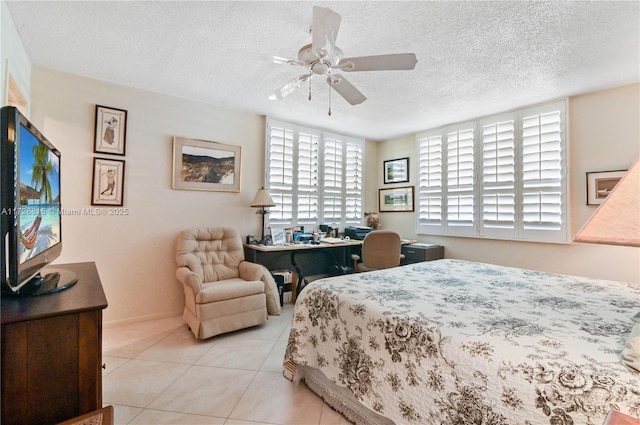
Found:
[284,259,640,425]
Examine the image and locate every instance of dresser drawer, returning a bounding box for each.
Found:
[401,244,444,264]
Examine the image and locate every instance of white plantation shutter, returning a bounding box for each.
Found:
[416,100,568,243]
[266,120,364,230]
[446,126,475,234]
[267,123,294,224]
[344,139,364,225]
[481,117,516,238]
[417,133,443,230]
[296,131,319,225]
[322,136,343,224]
[520,103,566,241]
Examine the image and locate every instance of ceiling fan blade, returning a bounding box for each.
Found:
[225,49,303,66]
[269,74,311,100]
[327,73,366,105]
[312,6,342,60]
[337,53,418,72]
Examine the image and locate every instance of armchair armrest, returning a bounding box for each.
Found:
[239,261,281,316]
[176,267,203,293]
[239,261,265,281]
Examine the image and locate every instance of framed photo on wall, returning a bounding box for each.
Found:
[586,169,626,205]
[383,157,409,184]
[172,137,241,192]
[379,186,414,212]
[94,105,127,156]
[91,157,125,206]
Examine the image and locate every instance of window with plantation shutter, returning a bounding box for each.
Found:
[266,119,364,231]
[416,100,568,243]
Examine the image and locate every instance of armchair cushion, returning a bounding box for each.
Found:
[196,279,265,304]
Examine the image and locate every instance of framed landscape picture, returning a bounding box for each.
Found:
[383,157,409,184]
[172,137,241,192]
[586,169,626,205]
[94,105,127,156]
[379,186,414,212]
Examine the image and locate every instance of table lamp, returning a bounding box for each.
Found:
[574,158,639,247]
[251,187,276,243]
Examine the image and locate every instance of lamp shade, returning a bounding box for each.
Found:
[575,158,640,247]
[251,187,276,208]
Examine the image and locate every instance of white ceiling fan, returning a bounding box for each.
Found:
[266,6,418,114]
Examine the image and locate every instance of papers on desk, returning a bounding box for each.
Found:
[320,237,344,244]
[410,242,440,247]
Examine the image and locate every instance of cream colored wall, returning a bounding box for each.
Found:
[376,84,640,284]
[1,0,31,110]
[30,67,267,326]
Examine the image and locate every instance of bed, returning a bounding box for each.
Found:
[283,259,640,425]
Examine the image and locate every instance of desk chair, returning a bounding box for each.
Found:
[351,230,404,272]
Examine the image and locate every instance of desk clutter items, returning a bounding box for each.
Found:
[271,270,293,304]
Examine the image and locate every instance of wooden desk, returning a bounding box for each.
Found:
[245,240,363,298]
[1,262,108,425]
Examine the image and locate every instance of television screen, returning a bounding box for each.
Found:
[1,106,75,295]
[18,123,62,265]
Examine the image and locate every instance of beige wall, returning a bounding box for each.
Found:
[377,84,640,284]
[30,67,267,326]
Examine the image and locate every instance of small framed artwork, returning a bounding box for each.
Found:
[92,157,125,206]
[379,186,414,212]
[586,169,626,205]
[94,105,127,156]
[383,157,409,184]
[270,228,286,245]
[172,137,241,192]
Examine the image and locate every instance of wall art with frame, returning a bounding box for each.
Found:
[172,137,241,192]
[383,157,409,184]
[379,186,414,212]
[92,157,125,206]
[586,169,626,205]
[94,105,127,156]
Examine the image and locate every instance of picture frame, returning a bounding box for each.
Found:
[586,169,627,205]
[94,105,127,156]
[172,137,241,192]
[270,227,286,245]
[379,186,414,212]
[383,157,409,184]
[91,157,125,206]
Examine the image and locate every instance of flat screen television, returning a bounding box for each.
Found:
[1,106,76,296]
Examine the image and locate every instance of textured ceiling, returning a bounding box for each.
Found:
[5,1,640,140]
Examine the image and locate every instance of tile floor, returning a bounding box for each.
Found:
[102,304,352,425]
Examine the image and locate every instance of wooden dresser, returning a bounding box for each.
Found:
[1,262,108,425]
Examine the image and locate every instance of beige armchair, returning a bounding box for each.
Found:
[351,230,404,272]
[175,227,279,340]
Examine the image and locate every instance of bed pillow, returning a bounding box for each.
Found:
[621,312,640,372]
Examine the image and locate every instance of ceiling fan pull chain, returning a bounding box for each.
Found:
[328,73,332,116]
[308,70,313,101]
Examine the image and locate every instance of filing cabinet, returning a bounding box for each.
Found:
[401,244,444,265]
